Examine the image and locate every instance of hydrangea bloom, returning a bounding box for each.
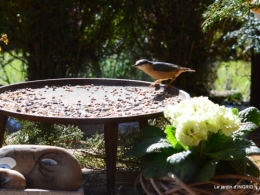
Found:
[164,96,241,146]
[176,117,208,146]
[217,106,241,136]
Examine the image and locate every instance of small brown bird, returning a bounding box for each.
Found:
[133,59,195,89]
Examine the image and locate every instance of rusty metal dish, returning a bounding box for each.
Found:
[0,78,189,124]
[0,78,190,194]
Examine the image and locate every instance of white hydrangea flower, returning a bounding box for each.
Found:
[204,116,220,133]
[175,117,208,146]
[164,96,241,146]
[217,106,241,136]
[164,101,193,127]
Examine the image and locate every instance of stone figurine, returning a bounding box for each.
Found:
[0,145,81,191]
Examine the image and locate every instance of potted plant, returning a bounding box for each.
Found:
[126,96,260,194]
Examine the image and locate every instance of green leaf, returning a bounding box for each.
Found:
[229,158,247,175]
[143,153,176,178]
[164,125,188,150]
[143,152,202,182]
[239,107,260,126]
[196,159,218,181]
[167,150,191,164]
[178,156,203,182]
[203,131,230,153]
[205,138,251,160]
[232,122,259,138]
[164,125,177,146]
[143,125,165,138]
[245,157,260,178]
[232,108,239,116]
[146,139,172,153]
[125,137,172,158]
[216,160,237,174]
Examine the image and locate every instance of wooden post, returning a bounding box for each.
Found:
[0,114,7,147]
[104,123,118,194]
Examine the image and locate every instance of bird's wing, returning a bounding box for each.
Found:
[152,62,181,72]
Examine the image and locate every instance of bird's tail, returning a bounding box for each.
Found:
[181,68,195,72]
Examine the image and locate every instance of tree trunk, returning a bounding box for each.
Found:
[250,52,260,109]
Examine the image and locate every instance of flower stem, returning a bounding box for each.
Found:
[198,141,203,157]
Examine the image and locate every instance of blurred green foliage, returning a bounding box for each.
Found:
[5,119,144,170]
[6,121,84,149]
[0,0,244,94]
[0,52,25,85]
[202,0,251,32]
[76,127,144,171]
[203,0,260,109]
[214,61,251,101]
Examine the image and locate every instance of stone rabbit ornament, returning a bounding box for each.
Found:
[0,145,81,191]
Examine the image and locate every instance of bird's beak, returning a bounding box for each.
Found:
[133,62,141,67]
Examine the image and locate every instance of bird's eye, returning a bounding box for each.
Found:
[0,164,11,169]
[41,158,57,166]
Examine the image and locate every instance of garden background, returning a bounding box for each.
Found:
[0,0,260,193]
[0,0,255,105]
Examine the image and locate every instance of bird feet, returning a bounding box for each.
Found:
[149,79,163,87]
[150,82,161,90]
[149,83,158,87]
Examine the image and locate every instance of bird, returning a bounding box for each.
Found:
[133,59,195,90]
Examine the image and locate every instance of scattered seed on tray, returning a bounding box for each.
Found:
[0,85,182,118]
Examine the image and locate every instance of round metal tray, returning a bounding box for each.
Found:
[0,78,190,124]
